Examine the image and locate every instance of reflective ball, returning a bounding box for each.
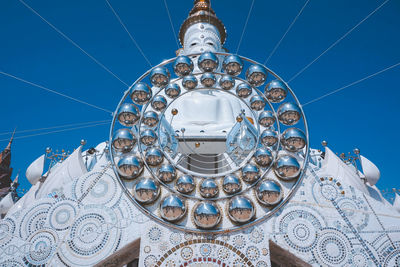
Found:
[158,164,177,183]
[112,128,136,152]
[219,75,235,90]
[282,128,306,152]
[236,83,252,98]
[193,202,221,229]
[274,155,301,180]
[140,129,157,146]
[151,95,168,112]
[255,180,283,206]
[145,147,164,166]
[117,155,143,179]
[160,194,186,222]
[182,75,198,90]
[200,73,217,87]
[260,129,278,147]
[227,196,255,224]
[222,175,242,194]
[254,147,273,167]
[198,52,219,72]
[130,82,152,105]
[246,64,267,87]
[117,103,140,127]
[241,164,260,184]
[223,55,243,76]
[250,95,266,111]
[165,83,181,98]
[133,177,160,204]
[265,80,288,103]
[171,108,178,116]
[143,111,159,127]
[199,179,219,198]
[173,55,194,77]
[175,175,195,194]
[150,67,170,88]
[258,111,276,128]
[277,102,302,126]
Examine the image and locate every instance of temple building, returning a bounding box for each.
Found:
[0,1,399,266]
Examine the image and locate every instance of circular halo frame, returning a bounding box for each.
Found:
[109,52,310,234]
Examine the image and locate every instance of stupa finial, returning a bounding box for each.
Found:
[179,0,226,47]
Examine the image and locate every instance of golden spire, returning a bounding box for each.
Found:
[179,0,226,47]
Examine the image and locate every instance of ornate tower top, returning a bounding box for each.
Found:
[179,0,227,47]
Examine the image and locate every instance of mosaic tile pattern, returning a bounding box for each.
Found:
[0,153,399,266]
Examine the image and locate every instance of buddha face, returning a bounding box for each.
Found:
[183,23,222,55]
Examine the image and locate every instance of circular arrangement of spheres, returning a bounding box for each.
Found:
[109,51,309,234]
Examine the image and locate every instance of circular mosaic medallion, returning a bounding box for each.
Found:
[0,218,16,248]
[312,228,351,266]
[19,202,52,239]
[57,205,121,266]
[47,199,77,231]
[25,229,58,265]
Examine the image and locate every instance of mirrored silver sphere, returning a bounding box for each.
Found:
[265,80,288,103]
[246,64,267,87]
[254,147,273,167]
[173,55,194,77]
[223,55,243,76]
[117,155,143,179]
[175,175,195,194]
[260,129,278,147]
[160,194,186,222]
[241,164,260,184]
[199,179,219,198]
[277,102,302,126]
[193,202,221,229]
[255,179,283,206]
[117,103,140,127]
[133,177,160,204]
[140,129,157,146]
[227,196,255,224]
[130,82,152,105]
[282,128,306,152]
[198,52,219,72]
[274,155,301,180]
[219,75,235,90]
[222,175,242,194]
[158,164,177,183]
[150,67,170,88]
[165,83,181,98]
[143,111,159,127]
[258,111,276,127]
[145,147,164,166]
[182,75,198,90]
[250,95,266,111]
[151,95,168,112]
[236,83,252,98]
[112,128,136,152]
[200,73,217,87]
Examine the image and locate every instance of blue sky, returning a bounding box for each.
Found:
[1,0,399,195]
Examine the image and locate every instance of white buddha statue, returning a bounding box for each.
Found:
[164,0,252,137]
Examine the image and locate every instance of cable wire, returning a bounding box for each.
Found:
[0,120,111,136]
[264,0,310,65]
[18,0,129,86]
[0,70,113,114]
[105,0,152,67]
[288,0,390,83]
[0,122,110,142]
[302,61,400,107]
[236,0,256,54]
[162,0,180,49]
